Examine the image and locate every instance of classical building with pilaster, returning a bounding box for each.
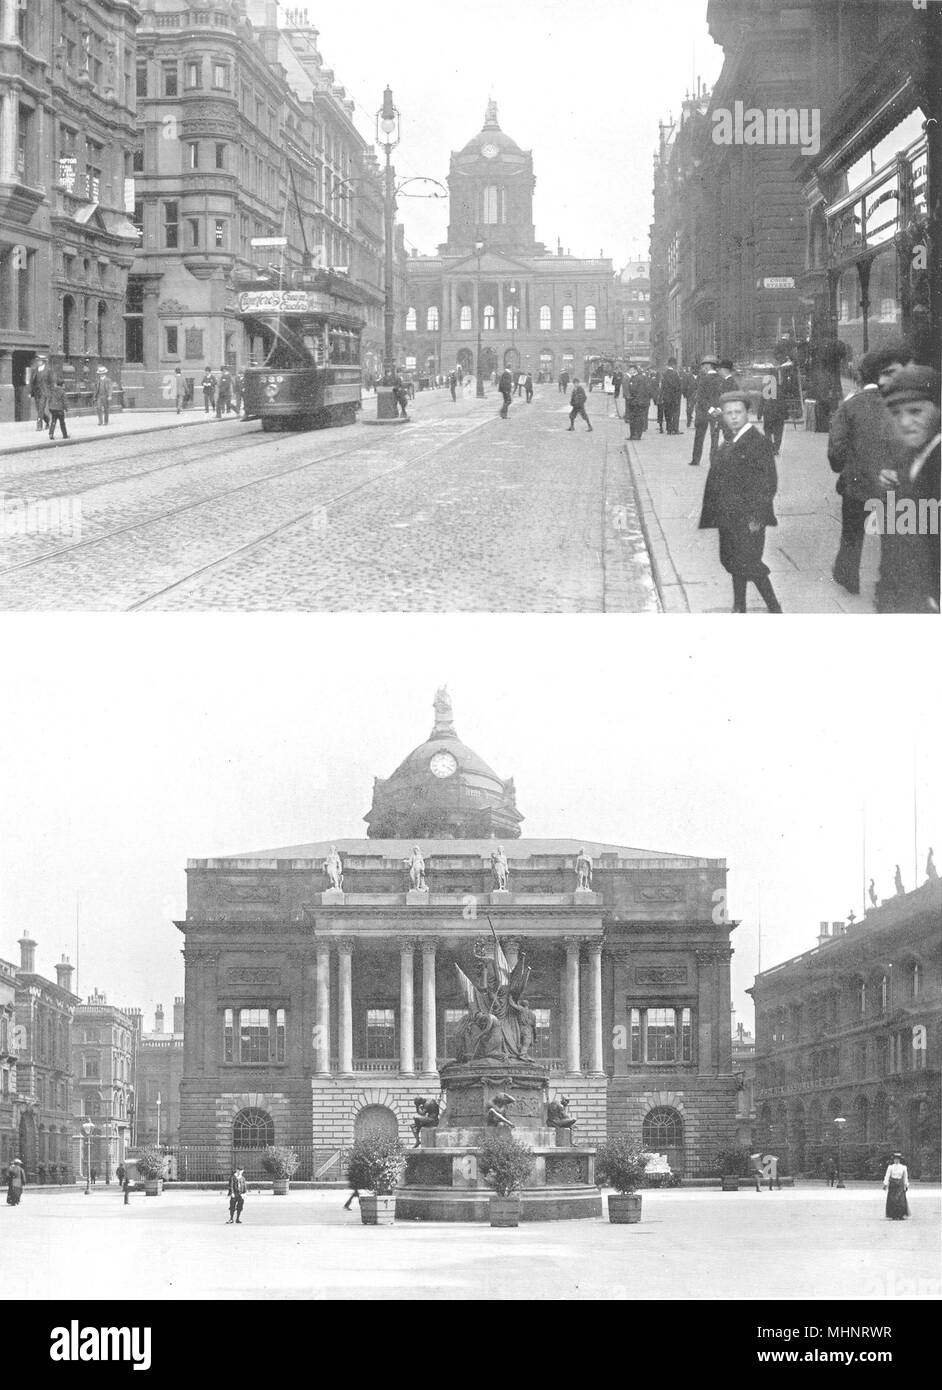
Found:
[176,691,740,1177]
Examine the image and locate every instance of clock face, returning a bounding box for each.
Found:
[481,143,499,159]
[429,751,458,779]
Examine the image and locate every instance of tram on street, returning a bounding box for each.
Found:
[237,271,366,430]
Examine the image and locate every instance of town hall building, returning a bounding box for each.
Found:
[177,691,740,1179]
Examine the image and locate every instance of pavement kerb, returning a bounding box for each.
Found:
[603,436,662,613]
[623,439,690,613]
[0,412,249,460]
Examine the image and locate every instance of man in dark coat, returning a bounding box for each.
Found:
[226,1167,246,1223]
[29,355,51,431]
[47,378,69,439]
[699,391,782,612]
[689,355,723,465]
[498,367,513,418]
[568,379,593,432]
[651,369,665,432]
[201,369,216,413]
[625,368,650,440]
[611,368,624,416]
[681,367,697,427]
[524,372,533,402]
[877,364,941,613]
[827,346,909,595]
[660,357,683,434]
[449,369,457,402]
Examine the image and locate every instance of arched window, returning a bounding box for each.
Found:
[405,307,417,332]
[482,185,501,224]
[232,1107,274,1149]
[562,304,574,330]
[539,305,551,330]
[879,974,888,1012]
[506,305,519,330]
[857,978,866,1015]
[642,1106,683,1151]
[584,305,596,330]
[908,961,920,999]
[426,306,439,331]
[459,304,471,331]
[483,304,495,331]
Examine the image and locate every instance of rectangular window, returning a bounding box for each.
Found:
[132,148,144,173]
[215,143,227,170]
[16,105,34,184]
[223,1008,233,1062]
[532,1008,552,1059]
[187,142,199,170]
[366,1007,396,1059]
[213,63,229,91]
[83,1056,100,1079]
[629,1008,641,1063]
[136,63,147,98]
[163,64,178,97]
[443,1008,465,1059]
[214,219,226,248]
[681,1007,692,1062]
[165,326,178,355]
[185,61,201,89]
[164,201,178,248]
[187,218,200,248]
[239,1008,270,1063]
[274,1008,286,1063]
[17,249,32,331]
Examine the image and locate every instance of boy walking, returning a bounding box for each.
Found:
[568,380,592,431]
[227,1167,246,1223]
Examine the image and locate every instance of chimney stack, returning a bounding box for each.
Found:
[154,1003,164,1033]
[173,997,184,1035]
[55,955,74,992]
[831,920,845,937]
[817,921,830,944]
[18,936,37,973]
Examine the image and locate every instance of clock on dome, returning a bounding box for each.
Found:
[429,751,458,778]
[481,143,499,159]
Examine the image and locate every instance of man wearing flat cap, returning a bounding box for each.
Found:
[699,390,782,612]
[689,355,723,467]
[876,364,940,613]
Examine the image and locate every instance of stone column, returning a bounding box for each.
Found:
[400,939,416,1075]
[314,941,331,1075]
[421,938,438,1075]
[497,282,504,332]
[565,938,581,1073]
[696,950,715,1075]
[0,94,16,184]
[338,938,354,1074]
[587,939,604,1074]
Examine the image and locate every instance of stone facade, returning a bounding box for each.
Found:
[176,694,740,1178]
[0,0,141,421]
[0,956,17,1170]
[9,938,80,1182]
[131,999,184,1146]
[749,879,942,1179]
[72,991,135,1180]
[614,259,651,368]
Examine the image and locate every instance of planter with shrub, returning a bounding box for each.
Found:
[346,1128,406,1225]
[478,1132,534,1227]
[596,1137,651,1222]
[714,1146,753,1192]
[135,1147,165,1196]
[260,1145,299,1195]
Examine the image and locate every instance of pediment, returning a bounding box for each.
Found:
[448,248,533,276]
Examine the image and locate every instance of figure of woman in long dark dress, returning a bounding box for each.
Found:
[882,1153,910,1219]
[6,1158,26,1205]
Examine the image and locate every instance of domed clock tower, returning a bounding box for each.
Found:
[364,687,524,839]
[444,101,537,255]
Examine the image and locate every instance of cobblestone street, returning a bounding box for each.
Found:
[0,385,655,612]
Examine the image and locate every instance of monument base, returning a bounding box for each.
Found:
[406,889,430,905]
[321,888,345,905]
[396,1184,602,1222]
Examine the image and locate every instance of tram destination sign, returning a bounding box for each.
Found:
[238,290,332,315]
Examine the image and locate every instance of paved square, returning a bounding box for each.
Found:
[4,1184,938,1301]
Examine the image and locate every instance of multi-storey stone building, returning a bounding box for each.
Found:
[0,0,141,421]
[71,990,135,1180]
[614,259,651,368]
[750,878,942,1179]
[176,690,740,1179]
[9,937,79,1181]
[404,103,614,385]
[123,1,397,405]
[0,955,17,1170]
[132,998,184,1146]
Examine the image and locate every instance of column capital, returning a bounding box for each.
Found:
[583,937,604,956]
[400,936,419,954]
[336,937,356,955]
[421,936,442,954]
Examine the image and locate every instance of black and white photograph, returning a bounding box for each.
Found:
[0,0,939,1362]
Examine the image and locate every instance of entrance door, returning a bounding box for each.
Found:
[12,350,33,421]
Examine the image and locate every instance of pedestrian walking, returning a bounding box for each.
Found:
[173,367,186,414]
[116,1162,131,1204]
[449,369,457,402]
[660,358,683,434]
[94,366,113,425]
[558,370,570,395]
[625,367,650,440]
[46,378,69,439]
[611,368,624,417]
[681,366,697,428]
[226,1167,247,1223]
[216,366,232,417]
[824,1157,837,1188]
[699,390,782,612]
[651,369,665,432]
[498,367,513,418]
[877,364,940,614]
[524,372,533,403]
[689,355,723,465]
[91,1168,98,1185]
[568,379,592,431]
[29,354,51,431]
[233,371,244,416]
[6,1158,26,1205]
[201,368,216,413]
[883,1152,910,1220]
[393,373,410,419]
[827,347,908,597]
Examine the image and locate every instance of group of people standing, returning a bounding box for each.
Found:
[197,367,243,418]
[28,356,115,438]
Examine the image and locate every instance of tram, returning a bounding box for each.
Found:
[237,270,366,430]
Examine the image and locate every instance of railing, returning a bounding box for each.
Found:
[165,1144,349,1183]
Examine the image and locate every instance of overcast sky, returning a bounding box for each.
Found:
[264,0,725,265]
[1,616,938,1033]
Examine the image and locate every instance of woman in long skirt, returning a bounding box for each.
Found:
[6,1158,26,1205]
[882,1152,910,1219]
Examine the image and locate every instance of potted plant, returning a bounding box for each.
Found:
[714,1146,752,1192]
[260,1144,299,1195]
[478,1132,534,1227]
[346,1128,406,1225]
[135,1146,165,1196]
[596,1136,651,1222]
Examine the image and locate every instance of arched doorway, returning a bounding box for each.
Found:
[641,1106,684,1175]
[503,347,520,373]
[539,350,553,382]
[354,1104,398,1143]
[456,348,473,377]
[232,1106,274,1178]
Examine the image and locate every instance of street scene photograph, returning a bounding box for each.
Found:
[0,0,938,612]
[0,617,939,1315]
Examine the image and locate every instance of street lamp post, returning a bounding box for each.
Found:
[834,1115,846,1188]
[156,1093,161,1149]
[472,240,486,397]
[376,86,400,422]
[82,1119,94,1196]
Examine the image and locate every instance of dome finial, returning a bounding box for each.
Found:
[484,99,499,130]
[432,685,455,737]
